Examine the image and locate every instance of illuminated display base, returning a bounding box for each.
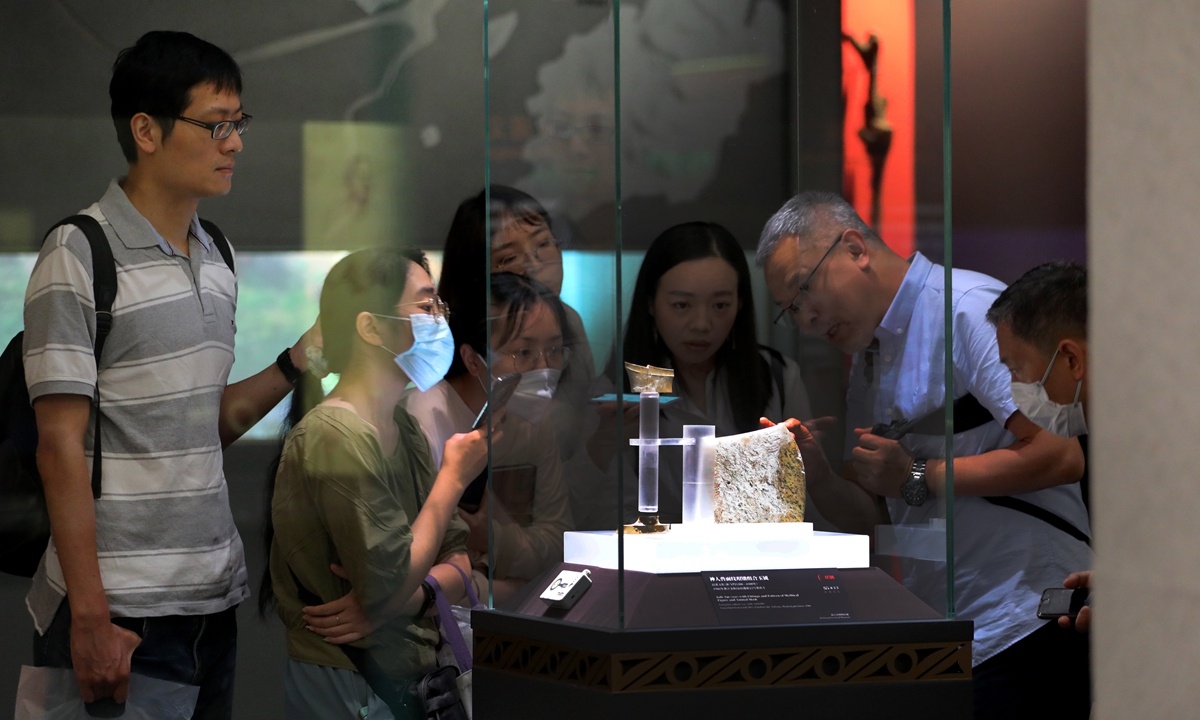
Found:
[563,523,869,574]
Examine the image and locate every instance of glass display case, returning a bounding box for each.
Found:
[3,0,1097,717]
[471,1,972,717]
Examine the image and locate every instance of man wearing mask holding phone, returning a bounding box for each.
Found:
[988,261,1092,634]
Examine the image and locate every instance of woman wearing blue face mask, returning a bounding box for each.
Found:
[403,272,574,605]
[265,249,499,719]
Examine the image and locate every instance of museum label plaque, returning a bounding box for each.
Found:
[703,568,855,625]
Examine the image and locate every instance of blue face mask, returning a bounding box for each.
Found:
[376,313,454,392]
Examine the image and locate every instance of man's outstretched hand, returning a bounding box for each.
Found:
[849,428,915,498]
[760,416,838,485]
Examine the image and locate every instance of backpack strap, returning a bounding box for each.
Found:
[1077,434,1090,513]
[43,216,116,501]
[198,218,235,274]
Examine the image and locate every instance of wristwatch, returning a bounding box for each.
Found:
[276,348,303,385]
[901,459,929,506]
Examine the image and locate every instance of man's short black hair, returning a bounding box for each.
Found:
[109,31,243,163]
[987,261,1087,355]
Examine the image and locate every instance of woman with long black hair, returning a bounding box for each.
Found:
[575,222,813,528]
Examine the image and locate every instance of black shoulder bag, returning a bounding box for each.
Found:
[872,393,1091,546]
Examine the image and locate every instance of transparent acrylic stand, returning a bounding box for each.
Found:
[626,391,696,533]
[682,424,716,524]
[571,402,870,569]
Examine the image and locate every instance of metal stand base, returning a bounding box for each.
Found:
[622,514,670,534]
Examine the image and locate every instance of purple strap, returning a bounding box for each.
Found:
[426,574,473,672]
[448,563,481,609]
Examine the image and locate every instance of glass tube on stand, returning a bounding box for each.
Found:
[623,362,674,532]
[682,425,716,524]
[638,391,659,515]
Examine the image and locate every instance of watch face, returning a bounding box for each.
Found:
[902,478,928,506]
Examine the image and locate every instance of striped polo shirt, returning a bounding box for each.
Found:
[23,179,249,633]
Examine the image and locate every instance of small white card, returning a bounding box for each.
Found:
[540,569,593,609]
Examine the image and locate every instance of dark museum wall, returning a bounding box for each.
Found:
[916,0,1088,284]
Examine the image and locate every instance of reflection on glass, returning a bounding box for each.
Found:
[568,223,814,529]
[404,272,575,606]
[439,186,596,462]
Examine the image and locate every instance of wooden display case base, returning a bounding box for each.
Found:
[471,565,973,719]
[475,670,971,719]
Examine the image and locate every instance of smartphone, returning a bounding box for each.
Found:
[472,373,521,430]
[1036,587,1089,619]
[459,464,537,514]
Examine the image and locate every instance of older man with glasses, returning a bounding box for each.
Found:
[756,191,1092,719]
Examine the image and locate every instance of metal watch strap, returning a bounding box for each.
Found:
[276,348,302,385]
[902,459,929,506]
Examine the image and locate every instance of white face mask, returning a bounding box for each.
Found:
[473,347,563,424]
[506,368,562,424]
[1010,346,1087,437]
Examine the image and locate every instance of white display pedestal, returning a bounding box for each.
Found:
[563,523,869,574]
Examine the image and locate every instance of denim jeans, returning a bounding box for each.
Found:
[33,597,238,720]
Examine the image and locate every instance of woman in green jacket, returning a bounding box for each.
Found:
[268,248,498,719]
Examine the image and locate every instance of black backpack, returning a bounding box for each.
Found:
[0,215,233,577]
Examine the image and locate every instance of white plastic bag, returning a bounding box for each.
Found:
[14,666,199,720]
[434,605,476,669]
[452,604,476,718]
[434,604,478,719]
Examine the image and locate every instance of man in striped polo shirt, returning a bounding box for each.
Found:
[24,32,316,717]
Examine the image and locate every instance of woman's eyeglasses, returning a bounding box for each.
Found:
[494,346,571,373]
[492,236,561,273]
[373,296,451,321]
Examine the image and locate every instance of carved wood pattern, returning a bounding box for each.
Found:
[475,631,971,693]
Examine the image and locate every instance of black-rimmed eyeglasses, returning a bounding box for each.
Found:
[173,114,252,140]
[773,232,844,326]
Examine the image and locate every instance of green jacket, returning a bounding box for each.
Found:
[270,403,468,678]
